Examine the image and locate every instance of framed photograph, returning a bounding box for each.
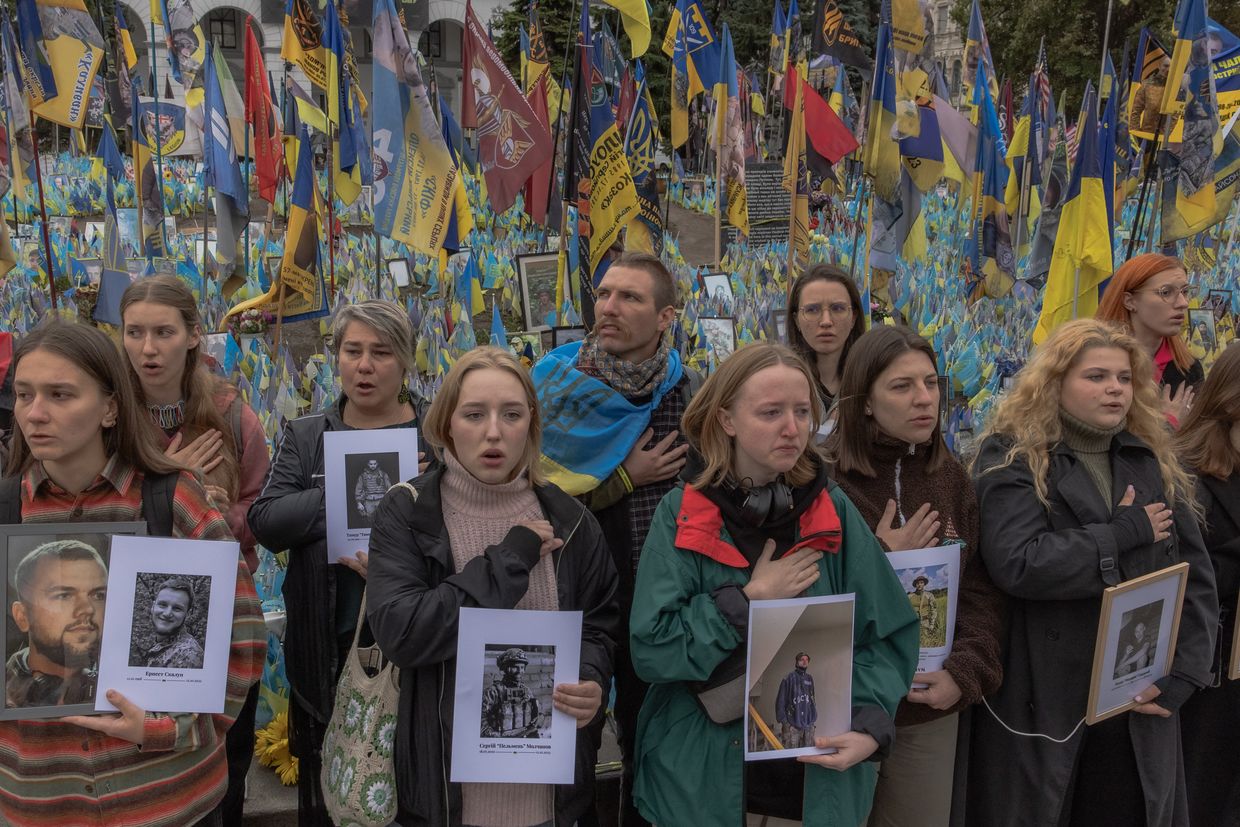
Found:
[0,522,146,720]
[323,429,420,564]
[517,253,560,332]
[387,258,411,289]
[451,607,582,784]
[775,316,787,342]
[551,326,586,348]
[72,257,103,286]
[887,544,962,680]
[95,536,239,714]
[699,316,737,360]
[700,272,735,314]
[1206,289,1232,322]
[1230,592,1240,681]
[1188,308,1218,354]
[744,594,854,761]
[126,258,149,281]
[1086,562,1190,725]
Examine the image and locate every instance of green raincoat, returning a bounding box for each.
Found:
[630,484,918,826]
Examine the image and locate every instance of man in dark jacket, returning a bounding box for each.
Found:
[775,653,817,749]
[538,252,695,826]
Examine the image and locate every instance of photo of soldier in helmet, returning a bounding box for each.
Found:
[479,645,555,739]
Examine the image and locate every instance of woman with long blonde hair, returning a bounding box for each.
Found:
[965,319,1217,827]
[1173,343,1240,825]
[628,343,917,826]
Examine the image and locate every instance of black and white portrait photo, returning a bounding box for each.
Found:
[127,572,212,670]
[345,452,399,529]
[1113,600,1164,681]
[479,644,555,740]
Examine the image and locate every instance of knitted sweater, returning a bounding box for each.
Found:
[441,452,558,827]
[1058,411,1126,511]
[830,437,1005,726]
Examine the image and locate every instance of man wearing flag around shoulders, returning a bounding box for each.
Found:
[534,253,699,827]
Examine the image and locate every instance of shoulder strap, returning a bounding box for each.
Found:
[680,368,703,409]
[141,472,179,537]
[0,476,22,525]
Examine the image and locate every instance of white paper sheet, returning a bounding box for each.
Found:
[323,428,419,564]
[95,536,240,714]
[451,608,582,784]
[886,544,962,680]
[745,594,855,762]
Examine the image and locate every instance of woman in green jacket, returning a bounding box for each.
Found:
[629,343,919,826]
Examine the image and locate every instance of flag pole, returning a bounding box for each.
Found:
[1097,0,1115,105]
[149,17,169,254]
[1126,112,1167,259]
[714,95,724,268]
[542,0,583,239]
[847,175,869,279]
[28,125,57,310]
[320,92,337,298]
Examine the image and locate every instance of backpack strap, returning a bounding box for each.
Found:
[227,396,245,455]
[679,367,703,410]
[141,472,179,537]
[0,476,22,525]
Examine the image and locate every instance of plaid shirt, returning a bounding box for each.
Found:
[627,377,688,573]
[0,458,265,827]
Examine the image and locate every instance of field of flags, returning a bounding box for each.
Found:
[0,0,1238,446]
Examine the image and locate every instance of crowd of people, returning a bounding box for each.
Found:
[0,252,1234,827]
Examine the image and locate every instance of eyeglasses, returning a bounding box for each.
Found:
[1132,284,1191,303]
[798,302,852,321]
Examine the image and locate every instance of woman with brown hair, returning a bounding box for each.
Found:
[365,346,617,827]
[784,264,866,407]
[629,342,917,826]
[1174,343,1240,824]
[120,276,270,821]
[967,319,1217,827]
[0,321,263,827]
[826,326,1004,826]
[1095,253,1201,425]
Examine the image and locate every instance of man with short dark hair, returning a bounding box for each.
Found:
[534,251,695,826]
[140,578,204,670]
[6,540,107,709]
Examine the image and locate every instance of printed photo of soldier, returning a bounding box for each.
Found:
[479,645,555,739]
[344,452,399,529]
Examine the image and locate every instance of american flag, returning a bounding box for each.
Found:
[1034,39,1052,124]
[1065,123,1079,167]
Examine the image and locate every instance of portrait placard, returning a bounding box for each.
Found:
[700,272,735,315]
[699,316,737,360]
[745,594,854,761]
[323,429,420,564]
[551,326,586,348]
[387,258,411,289]
[1230,591,1240,681]
[517,253,560,332]
[1086,563,1189,724]
[886,544,961,681]
[0,523,146,721]
[95,536,239,714]
[451,608,582,784]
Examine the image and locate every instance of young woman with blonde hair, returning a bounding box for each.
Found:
[967,318,1217,827]
[1173,343,1240,824]
[1095,253,1201,424]
[365,346,618,827]
[628,342,917,826]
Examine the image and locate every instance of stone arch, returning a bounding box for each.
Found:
[425,0,466,26]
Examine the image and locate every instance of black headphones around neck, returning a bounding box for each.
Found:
[729,476,795,527]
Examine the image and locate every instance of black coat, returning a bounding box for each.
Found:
[247,397,422,744]
[1180,471,1240,826]
[967,432,1217,827]
[365,465,619,827]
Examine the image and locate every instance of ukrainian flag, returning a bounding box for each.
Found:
[966,60,1014,298]
[1004,78,1041,249]
[865,23,900,202]
[323,0,363,205]
[281,0,327,90]
[962,0,997,118]
[663,0,721,148]
[1033,84,1112,345]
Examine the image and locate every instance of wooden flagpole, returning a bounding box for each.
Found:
[28,127,57,310]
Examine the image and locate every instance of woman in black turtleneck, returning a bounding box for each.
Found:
[967,319,1217,827]
[825,326,1004,827]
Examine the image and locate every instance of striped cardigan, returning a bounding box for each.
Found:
[0,458,266,827]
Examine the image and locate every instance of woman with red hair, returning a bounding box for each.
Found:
[1096,253,1201,425]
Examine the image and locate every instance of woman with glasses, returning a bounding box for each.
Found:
[785,265,866,409]
[1096,253,1202,426]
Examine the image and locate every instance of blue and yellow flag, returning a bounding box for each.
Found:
[1033,84,1112,344]
[13,0,55,106]
[662,0,721,147]
[961,0,997,117]
[598,0,650,58]
[323,0,365,205]
[281,0,327,90]
[131,96,166,258]
[965,60,1013,298]
[624,60,665,256]
[1004,77,1042,248]
[22,0,104,129]
[714,24,748,235]
[1159,0,1220,241]
[770,0,786,76]
[783,73,809,272]
[371,0,456,256]
[864,23,900,201]
[152,0,205,108]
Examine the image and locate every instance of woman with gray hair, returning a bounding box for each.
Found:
[248,300,426,827]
